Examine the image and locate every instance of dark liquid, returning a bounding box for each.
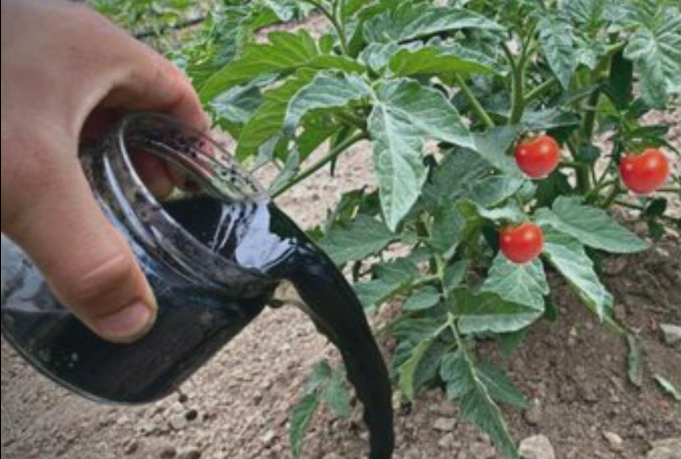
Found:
[1,196,394,459]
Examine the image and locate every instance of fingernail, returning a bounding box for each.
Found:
[94,302,155,342]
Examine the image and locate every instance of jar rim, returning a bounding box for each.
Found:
[101,112,273,291]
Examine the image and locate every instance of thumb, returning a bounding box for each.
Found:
[5,153,157,344]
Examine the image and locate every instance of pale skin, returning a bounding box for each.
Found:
[1,0,208,343]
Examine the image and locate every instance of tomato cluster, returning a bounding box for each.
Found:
[502,137,672,265]
[500,135,558,264]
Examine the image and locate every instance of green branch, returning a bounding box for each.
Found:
[273,132,366,198]
[523,76,558,104]
[502,42,525,125]
[301,0,348,54]
[455,74,496,129]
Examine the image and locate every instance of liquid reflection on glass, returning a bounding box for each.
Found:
[0,114,394,459]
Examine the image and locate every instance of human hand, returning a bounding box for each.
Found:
[1,0,208,343]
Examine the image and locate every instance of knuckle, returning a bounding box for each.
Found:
[61,250,138,309]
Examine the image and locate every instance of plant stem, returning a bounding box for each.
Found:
[135,16,206,39]
[335,111,366,130]
[454,74,495,129]
[600,183,623,209]
[523,76,558,104]
[502,42,526,125]
[559,160,581,169]
[614,200,679,225]
[272,132,366,198]
[302,0,348,54]
[585,179,617,201]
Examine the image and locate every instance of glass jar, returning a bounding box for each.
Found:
[1,113,278,403]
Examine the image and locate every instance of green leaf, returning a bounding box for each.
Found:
[538,14,575,89]
[441,346,521,458]
[623,3,681,108]
[450,288,544,334]
[535,171,573,208]
[521,108,580,131]
[443,261,469,298]
[431,38,510,76]
[540,228,613,319]
[421,150,492,209]
[284,72,372,132]
[269,147,300,195]
[565,0,608,32]
[319,214,395,265]
[306,360,333,393]
[323,370,353,419]
[654,374,681,402]
[364,2,504,43]
[607,50,634,110]
[297,114,344,162]
[482,255,549,312]
[465,175,526,208]
[459,200,526,224]
[236,70,316,161]
[404,286,441,311]
[359,42,402,72]
[472,126,524,176]
[289,392,321,458]
[478,361,529,409]
[430,203,466,255]
[627,335,644,389]
[393,316,445,346]
[534,196,649,253]
[389,46,496,78]
[354,258,420,312]
[440,349,475,400]
[211,82,263,125]
[399,338,437,401]
[200,30,365,101]
[369,79,474,230]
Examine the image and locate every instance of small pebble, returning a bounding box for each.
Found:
[660,324,681,346]
[603,431,624,452]
[519,435,556,459]
[432,417,457,432]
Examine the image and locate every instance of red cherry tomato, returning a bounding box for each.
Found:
[499,223,544,264]
[514,135,561,179]
[619,148,670,194]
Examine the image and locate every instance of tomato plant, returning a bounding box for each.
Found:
[514,134,561,178]
[97,0,681,457]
